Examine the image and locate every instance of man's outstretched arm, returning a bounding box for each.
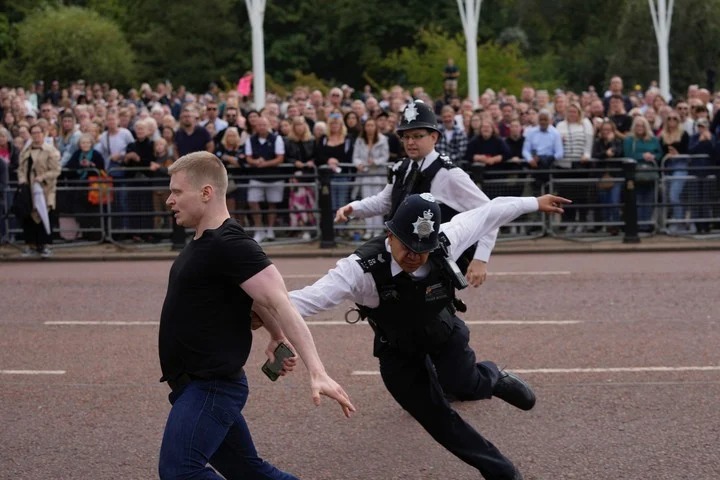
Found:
[241,264,355,417]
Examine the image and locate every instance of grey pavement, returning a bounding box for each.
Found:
[2,232,720,261]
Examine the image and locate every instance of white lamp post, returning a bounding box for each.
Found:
[457,0,483,109]
[648,0,674,100]
[245,0,266,110]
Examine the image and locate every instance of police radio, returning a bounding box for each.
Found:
[437,232,468,290]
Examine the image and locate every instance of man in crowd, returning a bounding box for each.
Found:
[244,115,285,243]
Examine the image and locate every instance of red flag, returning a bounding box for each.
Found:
[237,74,253,96]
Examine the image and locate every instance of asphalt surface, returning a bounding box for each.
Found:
[1,251,720,479]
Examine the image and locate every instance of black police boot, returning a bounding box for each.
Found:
[493,371,536,411]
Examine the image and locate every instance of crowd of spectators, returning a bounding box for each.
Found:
[1,75,720,253]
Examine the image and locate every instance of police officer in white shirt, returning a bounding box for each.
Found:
[335,100,495,287]
[280,192,571,480]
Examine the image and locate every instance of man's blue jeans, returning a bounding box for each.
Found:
[159,375,299,480]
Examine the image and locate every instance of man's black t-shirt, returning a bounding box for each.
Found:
[159,218,272,381]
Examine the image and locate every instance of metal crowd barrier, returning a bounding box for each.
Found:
[659,154,719,235]
[2,155,718,250]
[1,164,322,248]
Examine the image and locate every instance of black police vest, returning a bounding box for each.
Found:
[389,155,458,220]
[250,133,278,181]
[354,237,457,353]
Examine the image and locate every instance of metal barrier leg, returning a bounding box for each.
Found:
[318,166,336,248]
[622,160,640,243]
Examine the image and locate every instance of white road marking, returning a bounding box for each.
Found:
[45,320,580,327]
[351,366,720,376]
[307,320,581,326]
[284,271,571,280]
[45,321,159,326]
[1,370,66,375]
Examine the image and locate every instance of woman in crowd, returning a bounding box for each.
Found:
[343,111,362,141]
[352,116,389,239]
[464,116,511,199]
[285,116,318,239]
[658,109,690,233]
[65,133,106,238]
[56,112,81,167]
[466,112,483,143]
[0,127,19,242]
[623,115,663,232]
[160,126,178,162]
[215,126,248,227]
[555,102,595,232]
[17,123,62,256]
[316,110,353,213]
[687,118,719,233]
[591,120,625,234]
[278,118,292,138]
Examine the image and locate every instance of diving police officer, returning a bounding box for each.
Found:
[283,192,571,480]
[335,99,494,287]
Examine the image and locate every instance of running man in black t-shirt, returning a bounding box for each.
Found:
[158,151,355,480]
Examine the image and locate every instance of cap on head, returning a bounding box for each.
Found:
[385,193,441,253]
[396,100,441,134]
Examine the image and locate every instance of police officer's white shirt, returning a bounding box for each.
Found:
[347,149,497,262]
[290,196,539,316]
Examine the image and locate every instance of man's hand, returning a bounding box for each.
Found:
[335,204,353,223]
[265,338,297,377]
[250,310,264,330]
[466,259,487,287]
[310,372,356,418]
[537,194,572,214]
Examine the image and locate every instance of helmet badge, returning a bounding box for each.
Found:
[403,102,419,123]
[412,209,435,240]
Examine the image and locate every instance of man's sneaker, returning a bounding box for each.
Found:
[253,230,266,243]
[38,247,53,258]
[265,228,275,241]
[493,371,536,411]
[21,247,39,258]
[301,231,312,240]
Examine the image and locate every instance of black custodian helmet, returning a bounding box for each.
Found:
[385,193,441,253]
[396,100,441,134]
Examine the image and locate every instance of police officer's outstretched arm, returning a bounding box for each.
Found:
[537,194,571,213]
[335,183,394,223]
[241,264,356,417]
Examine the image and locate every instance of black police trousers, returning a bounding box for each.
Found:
[377,315,518,480]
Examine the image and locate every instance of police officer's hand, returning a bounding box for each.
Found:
[310,372,356,418]
[265,338,297,377]
[537,194,572,214]
[466,259,488,287]
[334,204,353,223]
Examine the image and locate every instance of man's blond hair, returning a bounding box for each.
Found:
[168,151,228,196]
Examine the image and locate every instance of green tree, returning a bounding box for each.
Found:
[13,6,135,87]
[610,0,720,97]
[370,28,528,98]
[122,0,246,91]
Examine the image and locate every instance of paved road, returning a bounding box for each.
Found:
[1,252,719,479]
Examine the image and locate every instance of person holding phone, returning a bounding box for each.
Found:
[158,151,355,480]
[270,192,571,480]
